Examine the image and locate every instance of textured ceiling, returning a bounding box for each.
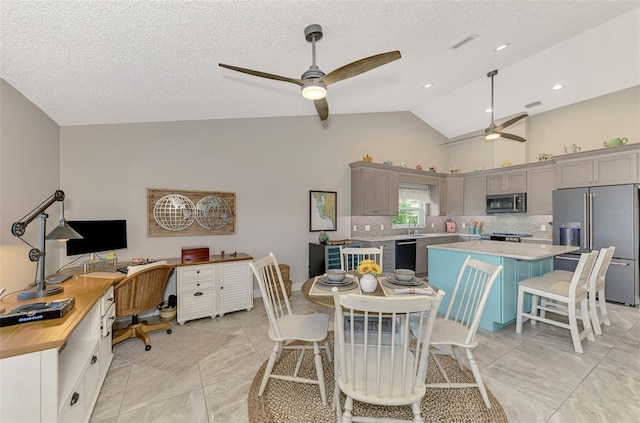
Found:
[1,1,639,138]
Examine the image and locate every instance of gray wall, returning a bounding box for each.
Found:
[58,112,448,288]
[1,79,61,294]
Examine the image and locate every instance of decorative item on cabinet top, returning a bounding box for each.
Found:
[537,153,553,161]
[603,137,628,148]
[147,188,235,237]
[564,144,581,154]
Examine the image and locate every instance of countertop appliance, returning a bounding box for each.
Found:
[395,239,417,271]
[486,193,526,213]
[480,232,533,242]
[553,184,639,305]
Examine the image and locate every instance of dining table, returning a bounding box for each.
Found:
[301,272,438,310]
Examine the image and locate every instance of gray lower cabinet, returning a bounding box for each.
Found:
[358,240,395,273]
[416,238,428,277]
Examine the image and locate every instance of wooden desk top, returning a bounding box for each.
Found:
[1,253,253,359]
[0,276,119,359]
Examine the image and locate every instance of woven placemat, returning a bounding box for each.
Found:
[248,334,508,422]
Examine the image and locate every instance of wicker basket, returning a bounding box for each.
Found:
[277,264,292,299]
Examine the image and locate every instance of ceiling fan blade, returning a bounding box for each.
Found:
[321,51,401,86]
[497,132,527,142]
[314,98,329,121]
[219,63,304,86]
[494,113,528,132]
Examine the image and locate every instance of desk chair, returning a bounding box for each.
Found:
[112,264,173,351]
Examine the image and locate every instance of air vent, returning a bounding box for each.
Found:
[449,34,478,50]
[525,100,542,109]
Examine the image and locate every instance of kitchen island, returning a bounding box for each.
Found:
[428,240,579,331]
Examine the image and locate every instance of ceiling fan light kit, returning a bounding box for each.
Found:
[301,81,327,100]
[218,24,401,121]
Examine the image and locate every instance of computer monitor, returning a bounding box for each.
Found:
[66,220,127,256]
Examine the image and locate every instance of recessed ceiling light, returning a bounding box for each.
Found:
[485,108,492,113]
[552,84,563,90]
[423,83,433,88]
[494,43,509,52]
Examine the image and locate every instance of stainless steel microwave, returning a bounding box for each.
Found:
[485,193,526,213]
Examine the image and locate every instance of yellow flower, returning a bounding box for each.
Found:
[357,259,381,275]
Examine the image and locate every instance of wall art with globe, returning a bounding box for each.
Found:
[147,188,235,236]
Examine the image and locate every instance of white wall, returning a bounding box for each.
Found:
[0,79,61,295]
[58,112,448,286]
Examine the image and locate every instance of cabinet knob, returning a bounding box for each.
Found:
[197,283,200,286]
[107,297,114,302]
[196,270,200,274]
[194,292,203,296]
[70,392,80,406]
[91,355,98,365]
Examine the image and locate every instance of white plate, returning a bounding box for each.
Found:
[385,276,424,286]
[317,277,352,286]
[315,280,358,291]
[382,279,427,289]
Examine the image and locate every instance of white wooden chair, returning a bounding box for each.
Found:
[516,250,598,353]
[332,287,444,423]
[542,246,616,335]
[249,253,332,405]
[420,255,503,409]
[340,246,383,271]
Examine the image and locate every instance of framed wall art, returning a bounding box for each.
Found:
[309,190,337,232]
[147,188,236,237]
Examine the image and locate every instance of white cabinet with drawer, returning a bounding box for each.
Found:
[176,259,253,324]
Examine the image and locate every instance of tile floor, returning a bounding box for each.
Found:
[90,292,640,423]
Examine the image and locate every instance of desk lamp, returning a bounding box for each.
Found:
[11,190,83,300]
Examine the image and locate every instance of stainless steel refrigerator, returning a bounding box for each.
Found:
[553,184,639,305]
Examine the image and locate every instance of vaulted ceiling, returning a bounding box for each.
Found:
[1,1,638,138]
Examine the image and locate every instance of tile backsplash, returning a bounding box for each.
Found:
[351,214,553,239]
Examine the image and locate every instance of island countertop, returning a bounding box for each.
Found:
[428,240,579,260]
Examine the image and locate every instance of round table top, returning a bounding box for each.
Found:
[301,273,389,310]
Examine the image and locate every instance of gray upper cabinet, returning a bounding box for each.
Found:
[438,178,447,216]
[446,176,464,216]
[486,170,527,194]
[556,149,638,188]
[526,164,556,214]
[350,162,399,216]
[463,175,486,215]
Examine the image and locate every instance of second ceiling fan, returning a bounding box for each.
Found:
[219,24,401,122]
[443,69,527,145]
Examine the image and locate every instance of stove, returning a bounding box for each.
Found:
[480,232,533,242]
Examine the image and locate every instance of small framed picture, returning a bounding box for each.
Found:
[309,190,337,232]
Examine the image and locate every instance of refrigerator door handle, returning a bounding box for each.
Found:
[589,192,594,250]
[609,261,630,266]
[583,192,588,250]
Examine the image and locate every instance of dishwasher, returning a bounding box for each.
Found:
[395,239,417,271]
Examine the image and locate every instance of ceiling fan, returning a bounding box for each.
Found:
[441,69,528,145]
[219,24,401,121]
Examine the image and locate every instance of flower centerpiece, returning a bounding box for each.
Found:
[357,259,381,292]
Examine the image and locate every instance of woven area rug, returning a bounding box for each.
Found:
[248,334,508,422]
[113,321,233,375]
